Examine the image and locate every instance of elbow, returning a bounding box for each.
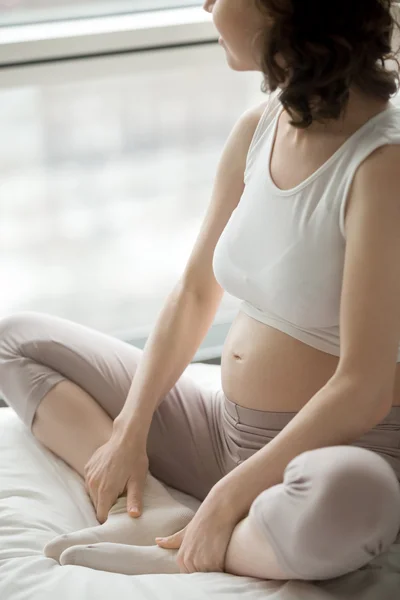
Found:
[331,372,394,429]
[368,391,394,426]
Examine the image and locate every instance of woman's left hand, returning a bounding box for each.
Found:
[155,486,241,574]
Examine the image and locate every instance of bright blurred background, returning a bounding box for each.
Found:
[0,2,266,359]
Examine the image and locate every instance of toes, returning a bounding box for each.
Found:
[60,544,98,566]
[44,534,70,561]
[60,546,81,566]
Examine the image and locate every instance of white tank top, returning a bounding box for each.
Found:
[213,90,400,360]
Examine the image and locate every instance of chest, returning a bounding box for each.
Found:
[269,122,356,237]
[212,166,349,330]
[270,115,351,193]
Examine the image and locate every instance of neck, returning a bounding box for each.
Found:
[285,87,392,137]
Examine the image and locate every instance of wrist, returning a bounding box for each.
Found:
[112,416,148,450]
[211,475,251,522]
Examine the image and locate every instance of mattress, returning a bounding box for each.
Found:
[1,362,400,600]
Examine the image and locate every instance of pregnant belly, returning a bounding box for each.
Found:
[220,310,341,412]
[221,311,400,410]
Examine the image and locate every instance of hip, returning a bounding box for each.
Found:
[216,391,400,481]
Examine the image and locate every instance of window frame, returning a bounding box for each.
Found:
[0,32,241,362]
[0,7,217,68]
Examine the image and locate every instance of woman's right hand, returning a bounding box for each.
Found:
[84,429,149,524]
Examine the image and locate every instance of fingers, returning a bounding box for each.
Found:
[85,477,114,524]
[127,478,143,517]
[85,477,99,514]
[156,528,188,574]
[84,480,95,508]
[83,462,98,512]
[156,526,186,549]
[96,486,116,524]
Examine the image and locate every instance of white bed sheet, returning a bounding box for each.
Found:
[1,362,400,600]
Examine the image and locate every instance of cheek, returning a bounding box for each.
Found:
[212,3,262,70]
[212,0,242,41]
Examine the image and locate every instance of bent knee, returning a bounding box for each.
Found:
[0,311,47,354]
[251,446,400,542]
[286,446,400,528]
[0,311,46,333]
[249,446,400,580]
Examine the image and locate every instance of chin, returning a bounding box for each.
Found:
[224,52,259,72]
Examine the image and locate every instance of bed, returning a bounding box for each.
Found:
[1,362,400,600]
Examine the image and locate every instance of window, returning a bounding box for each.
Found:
[0,1,201,26]
[0,6,215,67]
[0,43,265,351]
[0,4,267,359]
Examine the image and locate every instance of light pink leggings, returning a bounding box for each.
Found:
[1,311,400,581]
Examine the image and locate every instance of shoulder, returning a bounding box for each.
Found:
[237,91,281,182]
[344,143,400,237]
[220,99,271,175]
[360,141,400,171]
[354,142,400,201]
[237,89,281,140]
[236,99,270,141]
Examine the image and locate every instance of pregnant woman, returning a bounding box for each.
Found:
[2,0,400,583]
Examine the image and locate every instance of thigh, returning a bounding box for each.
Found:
[1,311,227,500]
[1,311,142,420]
[147,387,229,501]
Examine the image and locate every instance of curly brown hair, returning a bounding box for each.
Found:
[255,0,400,128]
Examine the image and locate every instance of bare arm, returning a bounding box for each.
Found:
[113,99,270,448]
[114,285,222,444]
[84,96,275,520]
